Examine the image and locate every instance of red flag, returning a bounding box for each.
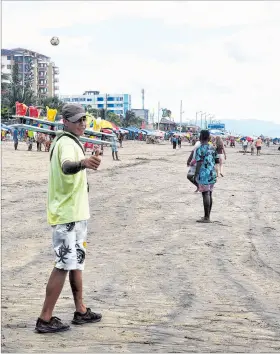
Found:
[16,102,28,116]
[29,106,40,118]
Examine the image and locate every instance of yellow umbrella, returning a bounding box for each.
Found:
[100,120,113,129]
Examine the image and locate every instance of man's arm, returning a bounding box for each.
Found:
[62,155,101,175]
[62,160,85,175]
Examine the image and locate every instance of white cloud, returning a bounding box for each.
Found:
[2,1,280,124]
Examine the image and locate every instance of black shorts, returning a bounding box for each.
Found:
[257,146,261,151]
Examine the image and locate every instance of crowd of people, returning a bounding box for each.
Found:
[185,130,274,223]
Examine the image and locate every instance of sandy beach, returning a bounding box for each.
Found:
[1,139,280,353]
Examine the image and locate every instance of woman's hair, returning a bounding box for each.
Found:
[199,130,210,142]
[216,136,223,148]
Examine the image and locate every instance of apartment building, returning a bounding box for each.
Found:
[1,48,59,97]
[131,109,149,123]
[60,91,131,116]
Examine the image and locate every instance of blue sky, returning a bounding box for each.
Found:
[2,1,280,125]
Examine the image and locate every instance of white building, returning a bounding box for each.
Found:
[60,91,131,116]
[131,109,149,123]
[1,48,59,97]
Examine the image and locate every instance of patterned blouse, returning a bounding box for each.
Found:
[196,144,217,185]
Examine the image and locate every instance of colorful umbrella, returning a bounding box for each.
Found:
[100,120,113,129]
[110,122,120,131]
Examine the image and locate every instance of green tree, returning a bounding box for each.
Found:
[21,61,37,107]
[122,110,142,128]
[86,105,101,118]
[39,96,64,111]
[107,111,121,126]
[3,62,22,114]
[1,72,10,94]
[2,62,36,115]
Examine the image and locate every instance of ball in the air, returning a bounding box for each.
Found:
[50,36,60,46]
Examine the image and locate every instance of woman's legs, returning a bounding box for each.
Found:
[220,157,224,177]
[187,174,199,191]
[197,191,212,222]
[215,163,220,177]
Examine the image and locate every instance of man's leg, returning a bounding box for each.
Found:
[39,268,68,321]
[115,152,120,160]
[69,270,86,314]
[112,151,115,160]
[70,220,102,325]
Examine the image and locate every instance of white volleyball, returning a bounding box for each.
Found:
[50,37,60,46]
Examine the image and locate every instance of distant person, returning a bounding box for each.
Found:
[255,137,262,156]
[178,136,182,148]
[118,132,124,148]
[250,140,255,155]
[111,134,120,161]
[27,130,34,151]
[194,130,217,223]
[13,127,19,150]
[172,135,177,149]
[215,136,226,177]
[242,139,248,155]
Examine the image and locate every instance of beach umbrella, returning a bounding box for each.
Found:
[101,128,113,135]
[100,120,113,129]
[110,122,120,131]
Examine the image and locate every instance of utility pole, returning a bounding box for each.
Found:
[196,111,202,127]
[179,100,183,132]
[104,93,108,120]
[205,114,211,129]
[157,102,160,130]
[209,115,215,127]
[200,112,206,129]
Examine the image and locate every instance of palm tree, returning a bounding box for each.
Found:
[1,72,10,92]
[122,110,142,128]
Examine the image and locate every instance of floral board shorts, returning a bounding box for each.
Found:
[52,220,87,271]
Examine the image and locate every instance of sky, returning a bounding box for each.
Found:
[2,1,280,125]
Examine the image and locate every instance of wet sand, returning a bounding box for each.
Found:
[1,140,280,352]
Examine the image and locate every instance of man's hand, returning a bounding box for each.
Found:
[81,150,101,170]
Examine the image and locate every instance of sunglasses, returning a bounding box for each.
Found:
[74,117,87,124]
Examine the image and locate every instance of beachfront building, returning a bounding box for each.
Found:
[1,48,59,98]
[159,118,177,131]
[131,109,149,123]
[60,91,131,116]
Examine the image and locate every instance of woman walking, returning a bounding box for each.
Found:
[172,135,177,149]
[194,130,217,223]
[215,136,226,177]
[187,140,201,192]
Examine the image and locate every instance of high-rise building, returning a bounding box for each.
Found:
[1,48,59,98]
[131,109,149,123]
[60,91,131,116]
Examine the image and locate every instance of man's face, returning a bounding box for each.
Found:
[63,117,87,136]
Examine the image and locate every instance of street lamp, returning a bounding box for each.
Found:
[180,100,184,132]
[209,115,215,126]
[200,112,207,129]
[205,113,211,129]
[195,111,202,127]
